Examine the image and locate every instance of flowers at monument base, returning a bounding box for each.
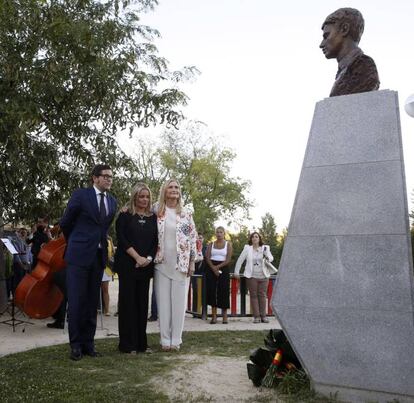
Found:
[246,329,302,388]
[261,349,283,387]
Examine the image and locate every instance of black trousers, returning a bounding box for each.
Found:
[66,251,103,351]
[206,261,230,309]
[52,269,67,324]
[118,267,153,353]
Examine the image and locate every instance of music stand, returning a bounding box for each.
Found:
[0,238,33,332]
[0,295,33,332]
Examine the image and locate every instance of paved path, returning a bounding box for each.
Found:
[0,279,281,357]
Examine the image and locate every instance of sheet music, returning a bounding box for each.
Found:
[1,238,18,255]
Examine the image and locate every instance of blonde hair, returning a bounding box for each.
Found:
[157,178,183,216]
[128,182,152,215]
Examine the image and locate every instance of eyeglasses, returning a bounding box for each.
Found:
[99,174,113,180]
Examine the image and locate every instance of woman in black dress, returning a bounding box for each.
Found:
[205,226,233,324]
[115,183,158,354]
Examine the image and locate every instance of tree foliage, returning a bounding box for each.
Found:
[226,213,287,271]
[274,228,287,268]
[129,121,252,235]
[259,212,286,267]
[259,212,278,248]
[228,225,250,270]
[410,191,414,224]
[0,0,194,223]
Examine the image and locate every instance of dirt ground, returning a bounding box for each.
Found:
[153,354,279,403]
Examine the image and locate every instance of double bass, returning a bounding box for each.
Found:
[15,230,66,319]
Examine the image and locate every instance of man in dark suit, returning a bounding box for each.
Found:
[60,164,117,360]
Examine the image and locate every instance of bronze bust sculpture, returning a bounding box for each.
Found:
[320,8,380,97]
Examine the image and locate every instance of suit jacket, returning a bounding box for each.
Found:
[60,187,117,267]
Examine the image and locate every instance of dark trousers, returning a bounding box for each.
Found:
[206,262,230,309]
[150,285,157,319]
[192,261,204,312]
[118,268,152,353]
[52,269,67,324]
[66,252,103,351]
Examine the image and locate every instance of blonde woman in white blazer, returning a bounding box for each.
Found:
[234,232,274,323]
[154,179,197,351]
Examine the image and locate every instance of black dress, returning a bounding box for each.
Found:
[115,212,158,353]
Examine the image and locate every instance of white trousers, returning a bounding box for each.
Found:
[154,269,189,347]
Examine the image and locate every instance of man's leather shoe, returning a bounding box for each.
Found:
[70,348,82,361]
[47,321,64,329]
[83,349,102,358]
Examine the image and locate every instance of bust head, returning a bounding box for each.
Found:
[320,8,364,60]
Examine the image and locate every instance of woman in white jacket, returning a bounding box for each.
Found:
[234,232,274,323]
[154,179,197,351]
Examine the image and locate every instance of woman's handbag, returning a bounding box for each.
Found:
[263,247,278,274]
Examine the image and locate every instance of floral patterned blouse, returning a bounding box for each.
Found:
[154,205,197,273]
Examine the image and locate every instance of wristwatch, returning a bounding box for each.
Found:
[146,256,153,262]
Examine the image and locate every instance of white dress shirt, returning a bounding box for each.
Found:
[93,185,108,215]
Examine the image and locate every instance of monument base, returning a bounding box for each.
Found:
[273,90,414,401]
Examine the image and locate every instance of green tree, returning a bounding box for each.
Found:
[410,190,414,226]
[259,212,288,268]
[0,0,194,224]
[274,228,287,268]
[228,226,250,271]
[130,121,252,235]
[259,211,278,249]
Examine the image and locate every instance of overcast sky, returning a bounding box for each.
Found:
[136,0,414,231]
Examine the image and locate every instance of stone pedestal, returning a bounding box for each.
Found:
[272,90,414,402]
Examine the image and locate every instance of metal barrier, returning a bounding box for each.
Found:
[187,273,277,319]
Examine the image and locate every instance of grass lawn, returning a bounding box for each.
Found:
[0,330,331,402]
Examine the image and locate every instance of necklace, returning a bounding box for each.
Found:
[137,212,146,226]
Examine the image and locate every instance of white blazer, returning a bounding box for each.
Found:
[234,244,274,278]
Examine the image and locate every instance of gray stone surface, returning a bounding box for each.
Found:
[289,161,407,235]
[305,91,401,167]
[278,235,412,311]
[277,307,414,395]
[273,90,414,402]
